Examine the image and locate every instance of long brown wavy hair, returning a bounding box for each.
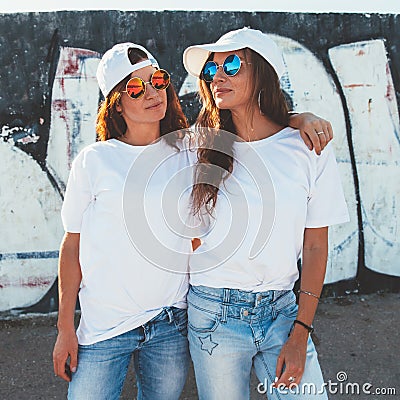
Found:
[192,48,289,214]
[96,48,188,146]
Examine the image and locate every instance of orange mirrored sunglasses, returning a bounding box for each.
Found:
[123,69,170,99]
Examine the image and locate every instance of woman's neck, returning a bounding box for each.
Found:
[119,122,160,146]
[231,108,283,142]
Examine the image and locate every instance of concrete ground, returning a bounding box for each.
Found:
[0,292,399,399]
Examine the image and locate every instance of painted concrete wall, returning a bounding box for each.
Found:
[0,11,399,312]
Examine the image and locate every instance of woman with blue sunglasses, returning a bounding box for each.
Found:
[183,28,349,399]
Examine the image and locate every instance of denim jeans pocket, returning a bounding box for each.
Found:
[275,291,298,319]
[172,307,188,337]
[188,303,220,333]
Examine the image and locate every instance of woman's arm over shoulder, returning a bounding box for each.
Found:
[289,112,333,155]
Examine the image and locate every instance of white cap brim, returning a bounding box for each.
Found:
[183,28,286,79]
[97,42,159,97]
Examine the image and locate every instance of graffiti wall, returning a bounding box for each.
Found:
[0,11,399,312]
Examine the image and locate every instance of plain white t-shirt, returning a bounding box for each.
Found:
[189,127,349,291]
[62,137,194,345]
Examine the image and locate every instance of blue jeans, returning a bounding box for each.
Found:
[188,285,328,400]
[68,307,189,400]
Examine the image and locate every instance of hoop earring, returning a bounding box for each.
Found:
[258,89,265,116]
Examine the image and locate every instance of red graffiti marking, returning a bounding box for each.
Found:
[385,63,395,101]
[0,277,53,289]
[64,57,79,75]
[356,49,366,56]
[52,99,68,111]
[58,48,100,77]
[344,84,373,88]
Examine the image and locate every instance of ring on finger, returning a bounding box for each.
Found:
[288,376,296,383]
[316,131,324,135]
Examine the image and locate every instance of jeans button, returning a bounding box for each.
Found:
[243,310,249,316]
[257,295,262,302]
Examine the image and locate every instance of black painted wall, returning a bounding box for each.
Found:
[1,11,399,312]
[1,11,399,121]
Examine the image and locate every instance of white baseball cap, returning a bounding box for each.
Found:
[96,42,159,97]
[183,27,285,79]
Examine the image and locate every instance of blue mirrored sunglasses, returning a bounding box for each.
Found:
[201,54,243,82]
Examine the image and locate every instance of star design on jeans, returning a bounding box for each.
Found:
[199,334,218,355]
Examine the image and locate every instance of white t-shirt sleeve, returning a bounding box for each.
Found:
[305,143,350,228]
[61,151,92,233]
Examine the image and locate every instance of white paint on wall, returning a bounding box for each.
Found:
[329,40,400,277]
[0,47,100,311]
[46,47,100,192]
[0,141,63,311]
[273,35,359,284]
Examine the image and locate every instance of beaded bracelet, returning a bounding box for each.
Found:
[298,289,320,300]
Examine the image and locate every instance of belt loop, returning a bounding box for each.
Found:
[221,289,230,323]
[165,307,174,323]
